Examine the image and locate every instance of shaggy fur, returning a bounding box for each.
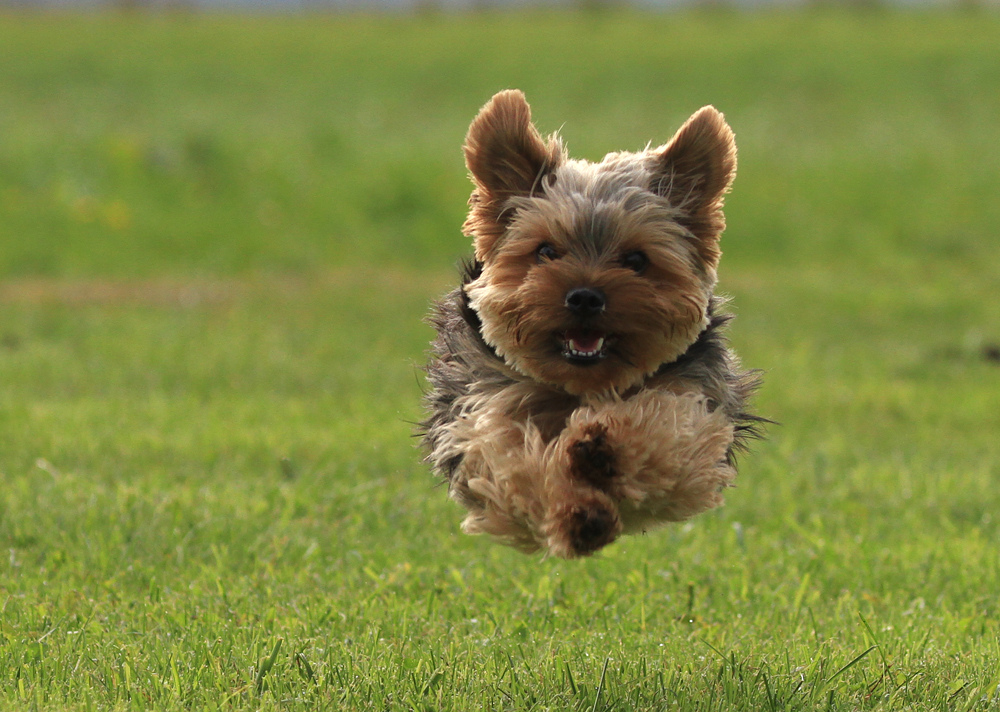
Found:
[421,90,764,558]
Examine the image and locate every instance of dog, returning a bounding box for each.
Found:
[421,90,763,558]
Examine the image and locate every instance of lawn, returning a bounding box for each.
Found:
[1,8,999,710]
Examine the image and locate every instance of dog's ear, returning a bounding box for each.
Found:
[650,106,736,266]
[463,90,562,258]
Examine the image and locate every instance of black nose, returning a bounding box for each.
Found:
[565,287,606,316]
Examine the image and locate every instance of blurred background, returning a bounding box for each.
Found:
[2,0,999,552]
[1,4,1000,708]
[2,0,999,563]
[4,0,1000,10]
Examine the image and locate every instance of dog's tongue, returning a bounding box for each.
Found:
[565,328,604,354]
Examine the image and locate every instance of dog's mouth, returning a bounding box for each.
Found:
[561,328,612,364]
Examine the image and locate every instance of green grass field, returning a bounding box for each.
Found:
[2,9,1000,710]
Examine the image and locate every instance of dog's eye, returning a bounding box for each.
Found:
[621,250,649,273]
[536,243,560,262]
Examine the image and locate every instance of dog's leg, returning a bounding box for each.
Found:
[458,415,625,559]
[539,423,623,558]
[560,390,737,536]
[450,417,551,553]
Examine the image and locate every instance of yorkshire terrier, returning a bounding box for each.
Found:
[421,90,763,558]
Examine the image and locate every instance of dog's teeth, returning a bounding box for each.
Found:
[567,336,605,358]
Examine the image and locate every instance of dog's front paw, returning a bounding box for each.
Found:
[568,423,617,490]
[567,502,620,555]
[545,492,622,558]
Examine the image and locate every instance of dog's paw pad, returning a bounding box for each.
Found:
[568,503,619,556]
[569,423,616,488]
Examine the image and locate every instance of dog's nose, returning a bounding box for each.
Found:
[565,287,606,316]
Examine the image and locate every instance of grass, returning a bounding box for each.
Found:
[1,8,1000,710]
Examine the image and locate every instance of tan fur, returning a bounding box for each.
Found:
[442,383,734,556]
[464,90,564,260]
[421,90,762,558]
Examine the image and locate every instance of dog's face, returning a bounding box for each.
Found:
[462,91,736,395]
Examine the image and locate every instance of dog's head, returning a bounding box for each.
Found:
[463,90,736,395]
